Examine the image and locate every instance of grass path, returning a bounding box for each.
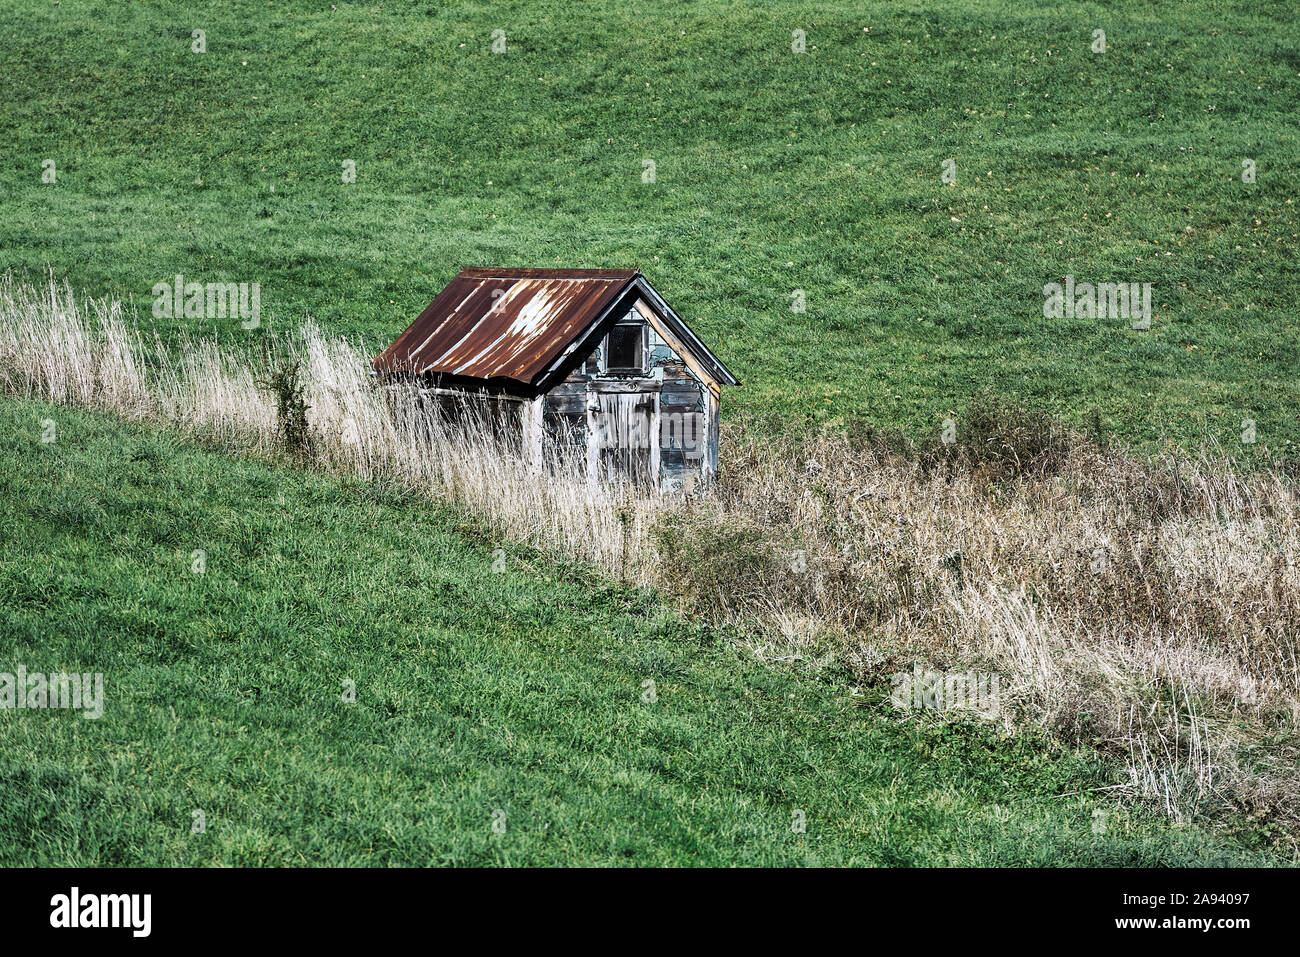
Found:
[0,398,1280,865]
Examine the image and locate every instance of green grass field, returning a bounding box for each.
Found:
[2,1,1297,866]
[1,0,1296,452]
[0,397,1282,865]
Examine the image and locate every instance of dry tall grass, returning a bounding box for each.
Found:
[657,419,1300,832]
[0,275,660,576]
[3,275,1297,838]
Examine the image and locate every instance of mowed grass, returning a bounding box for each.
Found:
[1,0,1297,455]
[0,397,1282,865]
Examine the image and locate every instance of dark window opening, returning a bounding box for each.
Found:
[606,324,643,373]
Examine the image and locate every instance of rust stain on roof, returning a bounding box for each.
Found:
[373,267,640,385]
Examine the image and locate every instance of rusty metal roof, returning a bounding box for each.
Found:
[372,267,641,386]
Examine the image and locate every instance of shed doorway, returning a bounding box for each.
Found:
[587,389,659,487]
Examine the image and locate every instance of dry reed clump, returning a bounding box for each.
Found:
[3,274,1297,834]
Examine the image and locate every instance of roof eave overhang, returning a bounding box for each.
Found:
[631,278,739,387]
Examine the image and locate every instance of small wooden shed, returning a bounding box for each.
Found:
[372,268,738,490]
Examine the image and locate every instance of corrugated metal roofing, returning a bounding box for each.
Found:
[372,268,640,385]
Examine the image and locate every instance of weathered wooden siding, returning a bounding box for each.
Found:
[541,369,589,464]
[407,386,527,450]
[657,362,706,489]
[538,303,710,490]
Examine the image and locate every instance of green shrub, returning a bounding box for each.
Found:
[264,359,312,459]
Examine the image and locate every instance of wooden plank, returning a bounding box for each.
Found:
[705,388,719,477]
[660,412,704,451]
[660,449,704,472]
[587,379,660,394]
[661,397,703,414]
[544,393,587,415]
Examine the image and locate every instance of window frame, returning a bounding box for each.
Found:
[602,321,646,375]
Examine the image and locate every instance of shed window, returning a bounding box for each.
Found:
[606,324,643,373]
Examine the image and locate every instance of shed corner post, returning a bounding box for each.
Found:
[524,394,545,471]
[704,386,721,480]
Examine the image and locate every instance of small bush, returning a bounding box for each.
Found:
[652,509,780,620]
[917,393,1081,481]
[264,359,312,459]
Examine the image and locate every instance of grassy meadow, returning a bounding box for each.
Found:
[0,396,1279,865]
[1,0,1297,452]
[1,0,1299,866]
